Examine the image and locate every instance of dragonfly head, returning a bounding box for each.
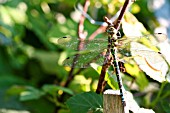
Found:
[106,26,118,40]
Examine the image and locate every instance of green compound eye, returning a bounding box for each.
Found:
[107,27,116,34]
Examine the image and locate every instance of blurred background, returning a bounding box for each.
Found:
[0,0,170,113]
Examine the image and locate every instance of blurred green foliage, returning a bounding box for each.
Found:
[0,0,170,113]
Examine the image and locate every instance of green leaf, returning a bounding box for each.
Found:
[161,100,170,113]
[3,0,22,7]
[91,63,118,89]
[58,109,70,113]
[135,72,148,91]
[42,84,74,95]
[26,9,54,49]
[31,50,60,73]
[0,74,25,88]
[90,63,102,74]
[106,67,119,90]
[47,19,77,38]
[21,98,55,113]
[125,63,148,91]
[106,74,119,90]
[6,85,26,95]
[20,86,45,101]
[83,67,100,80]
[66,92,103,113]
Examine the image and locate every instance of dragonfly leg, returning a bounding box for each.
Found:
[119,61,126,72]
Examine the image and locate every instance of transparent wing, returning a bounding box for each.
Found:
[117,33,167,59]
[57,37,108,68]
[62,52,106,68]
[57,36,108,51]
[56,33,167,68]
[118,33,167,46]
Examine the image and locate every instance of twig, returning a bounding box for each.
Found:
[96,0,132,94]
[114,0,131,30]
[88,9,120,40]
[78,0,90,39]
[63,0,90,87]
[96,20,112,93]
[88,26,106,40]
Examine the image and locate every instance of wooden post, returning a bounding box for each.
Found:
[103,89,125,113]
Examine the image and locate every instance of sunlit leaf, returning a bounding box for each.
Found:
[130,42,168,82]
[131,3,140,14]
[122,12,148,36]
[0,109,30,113]
[90,63,118,89]
[90,63,102,74]
[83,67,100,80]
[125,63,148,90]
[70,75,92,92]
[106,69,119,90]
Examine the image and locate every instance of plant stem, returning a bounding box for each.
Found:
[150,81,167,107]
[63,0,90,87]
[96,0,132,94]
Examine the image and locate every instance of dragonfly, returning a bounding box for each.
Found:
[56,25,167,106]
